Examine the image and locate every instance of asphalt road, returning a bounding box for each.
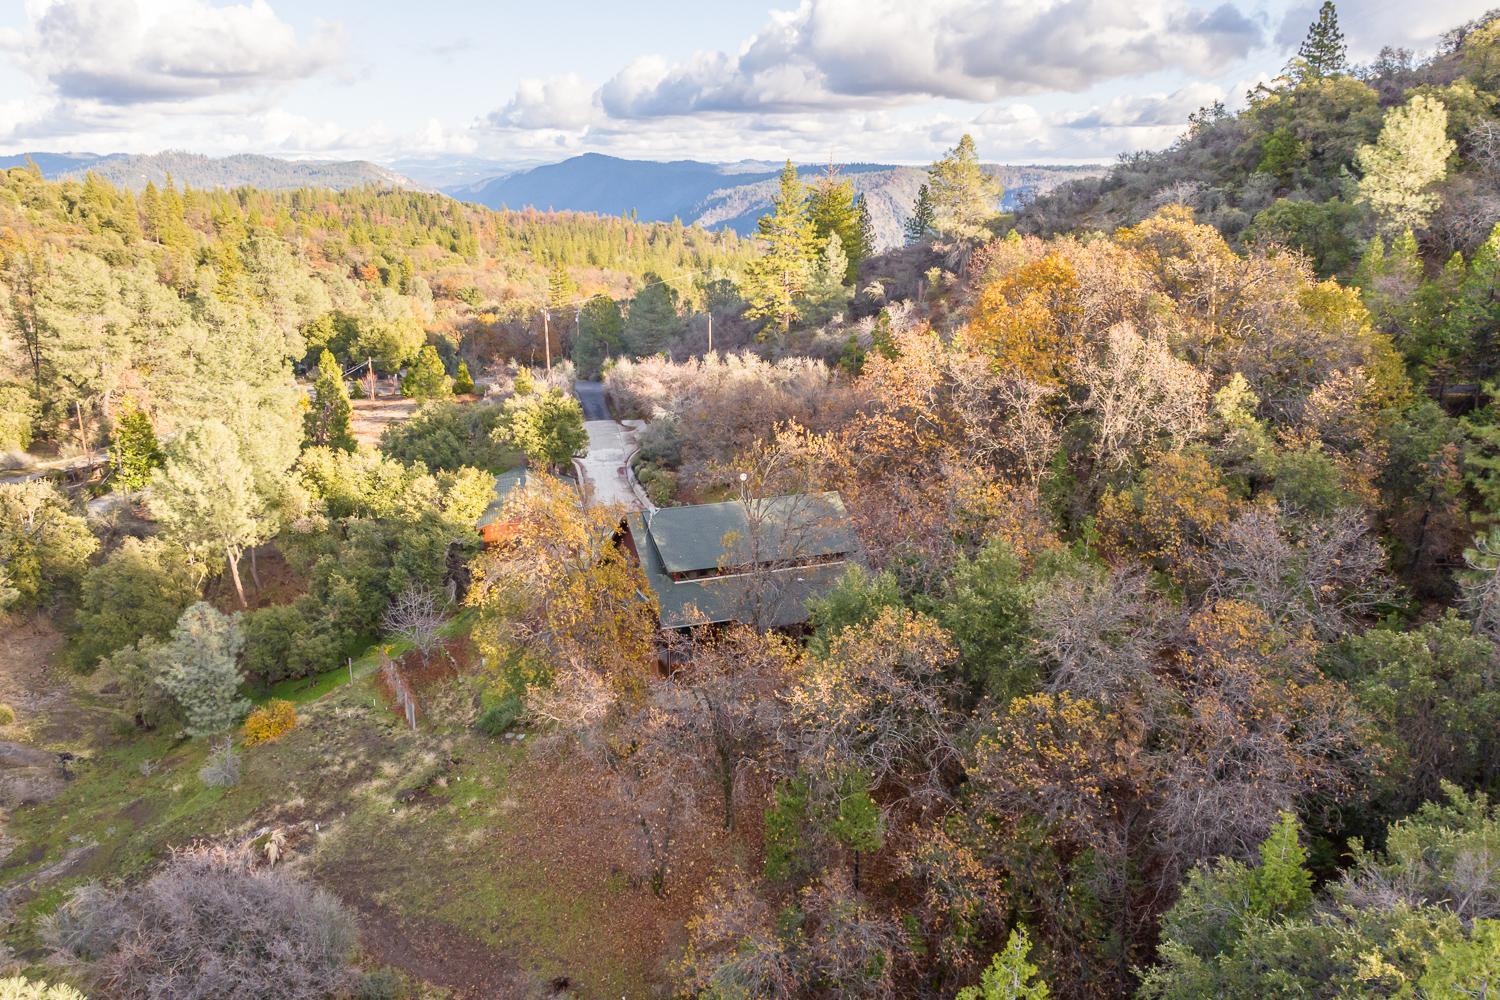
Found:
[573,380,611,421]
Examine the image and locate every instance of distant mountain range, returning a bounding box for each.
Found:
[446,153,1107,249]
[0,149,1105,249]
[2,150,422,192]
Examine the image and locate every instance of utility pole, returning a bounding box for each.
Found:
[707,311,713,355]
[366,357,375,400]
[542,309,552,374]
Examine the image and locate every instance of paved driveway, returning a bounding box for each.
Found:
[573,380,611,421]
[572,382,647,509]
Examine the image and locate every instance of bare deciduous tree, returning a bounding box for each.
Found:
[1034,563,1170,709]
[1207,505,1396,640]
[382,584,446,663]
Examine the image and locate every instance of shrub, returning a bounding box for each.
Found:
[0,977,86,1000]
[0,704,14,726]
[239,601,344,686]
[241,700,297,747]
[44,844,358,1000]
[198,741,240,788]
[474,693,524,737]
[379,401,512,473]
[354,967,406,1000]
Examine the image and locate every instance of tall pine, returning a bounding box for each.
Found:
[905,183,937,245]
[808,164,865,283]
[303,349,356,451]
[927,134,1002,242]
[1294,2,1348,79]
[742,161,818,337]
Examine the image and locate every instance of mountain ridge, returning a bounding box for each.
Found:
[448,153,1106,249]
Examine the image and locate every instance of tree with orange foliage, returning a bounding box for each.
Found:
[964,253,1082,386]
[1095,450,1235,584]
[784,607,964,810]
[466,472,657,725]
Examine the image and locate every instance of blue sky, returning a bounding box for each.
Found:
[0,0,1492,167]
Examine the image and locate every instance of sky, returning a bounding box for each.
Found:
[0,0,1493,168]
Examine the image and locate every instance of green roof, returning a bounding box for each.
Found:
[477,467,529,529]
[644,492,859,575]
[625,492,862,629]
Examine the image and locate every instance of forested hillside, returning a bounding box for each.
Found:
[0,4,1498,999]
[1020,6,1500,292]
[0,164,750,460]
[57,152,424,193]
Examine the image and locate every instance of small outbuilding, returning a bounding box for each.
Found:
[477,468,530,546]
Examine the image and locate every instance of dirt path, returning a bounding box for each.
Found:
[0,616,113,750]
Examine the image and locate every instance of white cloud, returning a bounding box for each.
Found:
[490,73,598,129]
[572,0,1264,120]
[17,0,343,105]
[1062,82,1225,128]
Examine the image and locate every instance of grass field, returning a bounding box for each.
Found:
[0,615,734,998]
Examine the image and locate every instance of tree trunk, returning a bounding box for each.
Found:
[249,544,263,590]
[226,546,247,608]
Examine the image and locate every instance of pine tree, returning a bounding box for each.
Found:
[574,294,626,377]
[1248,812,1314,918]
[303,349,356,451]
[927,134,1003,242]
[453,360,476,395]
[741,160,818,337]
[957,928,1050,1000]
[151,602,247,737]
[905,183,937,245]
[854,194,876,263]
[110,400,163,493]
[1356,94,1456,234]
[402,344,452,400]
[800,234,851,326]
[623,277,682,357]
[1294,1,1348,79]
[808,165,865,282]
[148,421,266,608]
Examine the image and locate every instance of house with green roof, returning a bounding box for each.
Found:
[621,491,862,631]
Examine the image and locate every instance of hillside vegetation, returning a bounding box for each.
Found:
[0,4,1498,1000]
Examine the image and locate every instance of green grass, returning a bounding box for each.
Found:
[4,611,667,998]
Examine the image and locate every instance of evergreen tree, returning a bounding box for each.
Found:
[854,194,876,263]
[574,294,626,377]
[957,928,1051,1000]
[303,349,356,452]
[742,160,819,337]
[498,388,587,473]
[927,134,1003,242]
[110,400,163,493]
[1294,1,1348,79]
[402,344,452,400]
[1356,94,1456,234]
[148,421,266,608]
[151,602,247,737]
[624,276,682,357]
[904,183,937,245]
[453,360,476,395]
[800,234,851,326]
[808,165,865,282]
